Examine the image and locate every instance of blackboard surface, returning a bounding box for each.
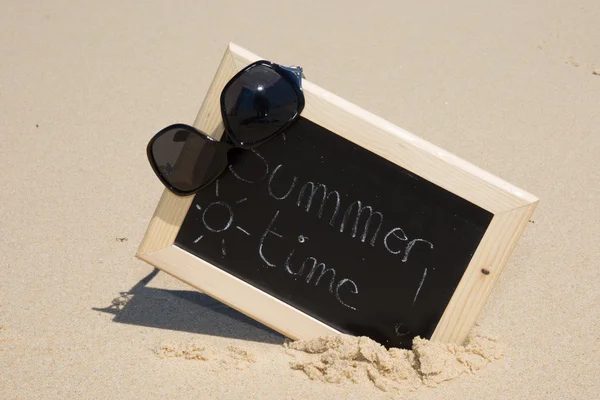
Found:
[175,117,492,349]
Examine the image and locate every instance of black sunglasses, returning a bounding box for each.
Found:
[147,60,305,196]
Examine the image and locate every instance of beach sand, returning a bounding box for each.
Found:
[1,1,599,398]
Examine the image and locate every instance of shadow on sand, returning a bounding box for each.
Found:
[93,268,284,344]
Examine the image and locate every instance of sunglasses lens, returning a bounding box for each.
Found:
[150,126,228,194]
[222,64,300,146]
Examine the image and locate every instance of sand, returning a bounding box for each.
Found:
[284,327,504,392]
[1,0,599,399]
[148,327,503,393]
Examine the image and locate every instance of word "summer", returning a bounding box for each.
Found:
[229,150,435,264]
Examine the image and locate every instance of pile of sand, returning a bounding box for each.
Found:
[154,342,211,361]
[153,328,503,393]
[284,327,504,392]
[154,342,257,370]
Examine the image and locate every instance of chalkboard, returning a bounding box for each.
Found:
[174,117,492,349]
[136,43,538,350]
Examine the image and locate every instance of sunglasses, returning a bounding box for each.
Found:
[147,60,306,196]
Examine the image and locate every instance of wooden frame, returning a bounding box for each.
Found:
[136,42,538,345]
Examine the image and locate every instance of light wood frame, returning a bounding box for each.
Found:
[136,43,538,345]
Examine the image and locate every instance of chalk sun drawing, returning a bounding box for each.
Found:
[193,180,251,258]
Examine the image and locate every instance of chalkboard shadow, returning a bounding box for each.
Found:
[93,268,284,344]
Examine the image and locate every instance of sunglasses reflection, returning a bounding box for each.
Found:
[159,163,175,177]
[173,130,191,142]
[230,86,272,123]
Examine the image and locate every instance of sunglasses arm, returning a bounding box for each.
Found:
[278,65,305,90]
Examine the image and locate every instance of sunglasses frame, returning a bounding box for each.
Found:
[147,60,305,196]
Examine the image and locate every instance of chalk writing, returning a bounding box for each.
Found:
[303,257,336,293]
[260,211,359,310]
[202,201,233,233]
[296,182,341,226]
[298,235,308,243]
[340,201,383,246]
[231,149,435,263]
[403,239,434,263]
[192,197,253,259]
[268,164,297,200]
[394,322,411,337]
[259,211,282,268]
[384,227,407,254]
[413,268,428,305]
[236,226,250,235]
[284,250,302,276]
[334,279,359,310]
